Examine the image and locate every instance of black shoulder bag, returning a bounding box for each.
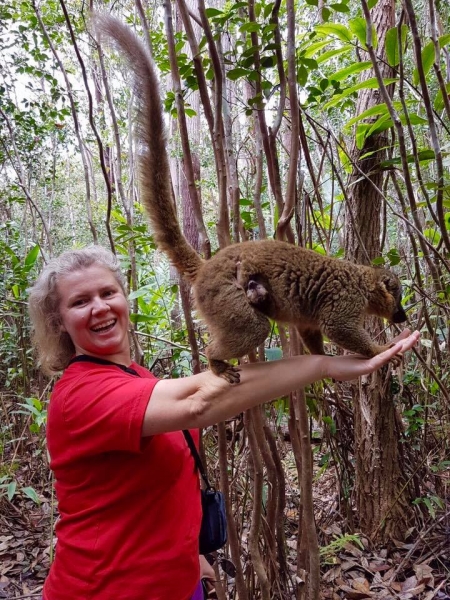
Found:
[183,430,227,554]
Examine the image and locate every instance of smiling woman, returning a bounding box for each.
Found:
[28,245,128,375]
[57,265,131,364]
[28,245,419,600]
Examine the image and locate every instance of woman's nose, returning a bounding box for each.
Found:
[92,297,110,313]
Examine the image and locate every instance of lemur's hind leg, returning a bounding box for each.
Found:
[204,310,271,384]
[196,262,272,383]
[297,326,326,355]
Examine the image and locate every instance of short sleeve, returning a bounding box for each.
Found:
[60,368,159,455]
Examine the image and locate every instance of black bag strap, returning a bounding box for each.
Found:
[68,354,141,377]
[183,429,212,491]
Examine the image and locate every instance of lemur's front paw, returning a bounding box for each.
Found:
[209,359,241,384]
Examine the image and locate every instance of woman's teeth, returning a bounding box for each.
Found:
[91,320,116,332]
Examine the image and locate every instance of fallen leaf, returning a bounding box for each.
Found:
[414,562,434,586]
[400,584,426,599]
[401,575,418,593]
[352,577,371,593]
[339,584,373,599]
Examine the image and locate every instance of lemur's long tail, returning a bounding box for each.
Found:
[94,14,203,282]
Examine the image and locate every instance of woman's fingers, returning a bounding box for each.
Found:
[389,327,411,344]
[375,331,420,365]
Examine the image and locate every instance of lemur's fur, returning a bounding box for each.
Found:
[95,15,407,383]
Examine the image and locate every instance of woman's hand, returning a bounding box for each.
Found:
[322,329,420,381]
[199,555,216,598]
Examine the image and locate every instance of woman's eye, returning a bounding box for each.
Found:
[72,298,87,307]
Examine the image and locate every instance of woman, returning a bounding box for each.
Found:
[29,246,419,600]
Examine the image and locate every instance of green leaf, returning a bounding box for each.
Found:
[380,149,435,167]
[205,7,223,16]
[24,244,40,267]
[439,33,450,49]
[368,0,379,6]
[403,113,428,126]
[322,416,337,435]
[316,46,352,64]
[423,497,435,518]
[345,102,390,128]
[261,55,276,68]
[315,23,353,43]
[385,25,408,67]
[434,82,450,111]
[349,18,377,50]
[263,2,274,17]
[22,486,40,504]
[227,67,252,80]
[364,112,427,140]
[7,481,17,502]
[337,142,352,174]
[302,40,331,58]
[321,7,331,21]
[413,41,434,86]
[329,3,350,12]
[3,246,19,267]
[297,64,308,86]
[423,228,441,245]
[240,22,260,33]
[387,248,401,266]
[355,123,372,149]
[330,61,372,82]
[324,77,398,109]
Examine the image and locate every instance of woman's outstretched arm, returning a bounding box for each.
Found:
[142,329,420,436]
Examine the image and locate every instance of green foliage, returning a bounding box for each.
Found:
[0,475,40,504]
[385,25,409,67]
[412,494,445,518]
[0,229,41,391]
[412,34,450,86]
[320,534,364,564]
[403,404,426,437]
[13,397,47,433]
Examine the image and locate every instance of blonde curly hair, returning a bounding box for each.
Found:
[28,246,127,375]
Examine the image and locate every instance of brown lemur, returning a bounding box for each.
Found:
[95,15,407,383]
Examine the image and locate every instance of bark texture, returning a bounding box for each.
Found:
[345,0,413,540]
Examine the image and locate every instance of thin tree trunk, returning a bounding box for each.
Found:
[346,0,414,540]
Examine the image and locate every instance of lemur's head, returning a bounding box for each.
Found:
[369,269,407,324]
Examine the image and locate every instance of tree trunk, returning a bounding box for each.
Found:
[345,0,414,540]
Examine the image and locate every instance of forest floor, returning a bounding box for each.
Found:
[1,440,449,599]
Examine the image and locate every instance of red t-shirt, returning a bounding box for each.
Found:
[43,359,202,600]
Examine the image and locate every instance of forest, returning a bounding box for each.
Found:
[0,0,449,598]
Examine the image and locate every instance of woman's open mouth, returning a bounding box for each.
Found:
[91,319,116,333]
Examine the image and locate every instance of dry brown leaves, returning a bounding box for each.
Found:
[321,538,449,600]
[0,497,51,599]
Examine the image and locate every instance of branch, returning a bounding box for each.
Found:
[275,0,299,240]
[163,0,211,258]
[31,0,98,245]
[402,0,450,254]
[58,0,115,251]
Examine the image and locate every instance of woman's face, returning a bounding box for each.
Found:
[57,264,131,364]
